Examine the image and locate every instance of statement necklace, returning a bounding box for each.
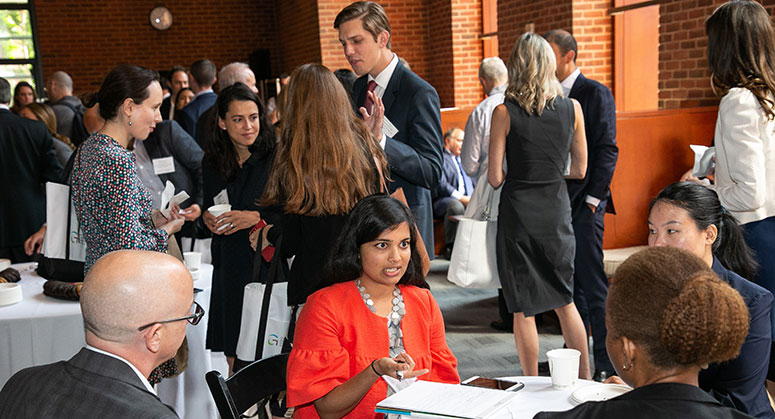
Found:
[355,279,406,327]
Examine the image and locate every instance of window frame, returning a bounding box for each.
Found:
[0,0,43,97]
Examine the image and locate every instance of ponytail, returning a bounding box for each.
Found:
[715,211,759,279]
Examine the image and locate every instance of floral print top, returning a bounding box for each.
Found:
[71,133,168,272]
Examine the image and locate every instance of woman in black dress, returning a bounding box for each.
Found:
[201,83,276,373]
[489,33,590,379]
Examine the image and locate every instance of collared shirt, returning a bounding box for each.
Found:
[560,68,600,208]
[192,88,214,100]
[560,68,581,97]
[85,345,156,395]
[0,104,9,110]
[368,53,399,149]
[451,155,466,200]
[461,84,506,179]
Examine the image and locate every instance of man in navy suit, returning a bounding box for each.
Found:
[545,29,619,381]
[176,59,217,141]
[0,250,198,418]
[433,128,472,258]
[336,1,443,258]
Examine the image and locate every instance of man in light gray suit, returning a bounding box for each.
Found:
[0,250,200,418]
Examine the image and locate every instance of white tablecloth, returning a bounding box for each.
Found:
[0,263,227,419]
[495,376,598,418]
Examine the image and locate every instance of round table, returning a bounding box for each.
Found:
[494,376,600,418]
[0,263,227,419]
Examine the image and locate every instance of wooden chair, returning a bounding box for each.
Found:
[205,353,289,419]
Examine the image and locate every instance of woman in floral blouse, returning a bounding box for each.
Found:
[71,64,184,273]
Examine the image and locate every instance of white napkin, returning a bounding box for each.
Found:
[160,181,190,218]
[690,145,715,178]
[382,375,418,393]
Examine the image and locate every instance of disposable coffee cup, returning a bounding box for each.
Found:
[547,348,581,389]
[207,204,231,217]
[183,252,201,271]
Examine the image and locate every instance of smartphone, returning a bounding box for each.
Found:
[462,376,525,392]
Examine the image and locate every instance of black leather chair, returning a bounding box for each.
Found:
[205,353,289,419]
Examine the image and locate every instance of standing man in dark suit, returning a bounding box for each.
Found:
[0,77,63,263]
[545,29,619,381]
[0,250,198,418]
[432,128,472,258]
[161,65,189,121]
[335,1,443,258]
[176,59,217,140]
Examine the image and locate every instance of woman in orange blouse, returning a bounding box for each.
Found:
[287,195,459,418]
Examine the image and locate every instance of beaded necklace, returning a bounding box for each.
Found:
[355,279,406,356]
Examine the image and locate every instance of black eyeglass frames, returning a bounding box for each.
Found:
[137,301,205,331]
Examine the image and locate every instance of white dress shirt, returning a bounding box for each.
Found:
[461,84,506,179]
[367,53,399,149]
[711,87,775,225]
[560,68,601,208]
[85,345,156,395]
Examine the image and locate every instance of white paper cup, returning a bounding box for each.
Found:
[207,204,231,217]
[547,348,581,389]
[183,252,201,270]
[0,283,22,306]
[0,259,10,271]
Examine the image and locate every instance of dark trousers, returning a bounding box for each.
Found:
[0,246,31,264]
[743,215,775,380]
[571,199,613,372]
[443,199,466,247]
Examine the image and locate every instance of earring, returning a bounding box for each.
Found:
[128,120,133,126]
[621,361,633,371]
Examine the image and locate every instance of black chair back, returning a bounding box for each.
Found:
[205,352,289,419]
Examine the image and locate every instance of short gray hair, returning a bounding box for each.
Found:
[479,57,507,84]
[0,78,10,104]
[218,62,254,90]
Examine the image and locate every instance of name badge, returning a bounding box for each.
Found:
[152,157,175,175]
[382,116,399,138]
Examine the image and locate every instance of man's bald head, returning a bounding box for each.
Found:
[80,250,192,344]
[218,62,257,93]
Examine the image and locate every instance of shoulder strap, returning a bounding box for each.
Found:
[254,234,284,360]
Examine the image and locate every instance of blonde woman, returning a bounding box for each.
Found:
[488,33,590,378]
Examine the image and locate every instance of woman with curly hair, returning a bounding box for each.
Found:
[535,247,752,419]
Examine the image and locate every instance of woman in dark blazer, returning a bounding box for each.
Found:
[647,182,773,418]
[535,247,753,419]
[201,83,275,373]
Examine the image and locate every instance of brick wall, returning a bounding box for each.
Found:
[450,0,484,108]
[275,0,322,75]
[497,0,572,61]
[426,0,455,107]
[572,0,613,89]
[36,0,279,95]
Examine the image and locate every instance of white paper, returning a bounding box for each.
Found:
[383,116,399,138]
[160,181,190,218]
[376,380,518,419]
[152,156,176,175]
[690,145,715,178]
[214,189,230,206]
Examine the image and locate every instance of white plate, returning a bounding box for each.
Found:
[570,384,631,405]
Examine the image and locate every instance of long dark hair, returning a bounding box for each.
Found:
[650,182,758,279]
[87,64,160,121]
[203,82,275,182]
[706,0,775,119]
[323,194,428,288]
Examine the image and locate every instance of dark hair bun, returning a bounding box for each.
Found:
[660,272,748,365]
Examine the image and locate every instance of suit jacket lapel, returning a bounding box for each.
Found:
[569,73,586,98]
[382,62,404,116]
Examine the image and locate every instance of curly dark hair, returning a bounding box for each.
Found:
[202,82,275,182]
[608,246,748,369]
[322,194,428,289]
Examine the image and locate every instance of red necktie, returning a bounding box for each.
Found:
[362,80,378,112]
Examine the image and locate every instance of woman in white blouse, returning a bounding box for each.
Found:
[704,0,775,338]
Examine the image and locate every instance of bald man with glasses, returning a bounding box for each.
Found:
[0,250,200,418]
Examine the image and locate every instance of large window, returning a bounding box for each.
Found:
[1,0,42,98]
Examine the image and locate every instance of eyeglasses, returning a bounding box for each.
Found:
[137,301,205,331]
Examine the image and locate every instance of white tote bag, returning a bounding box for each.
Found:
[37,182,87,281]
[447,161,502,289]
[236,281,292,361]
